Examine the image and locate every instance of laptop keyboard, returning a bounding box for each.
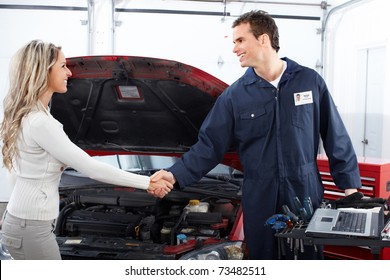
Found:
[332,211,367,233]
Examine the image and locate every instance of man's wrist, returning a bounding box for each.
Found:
[345,188,358,196]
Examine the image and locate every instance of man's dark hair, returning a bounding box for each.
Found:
[232,10,280,52]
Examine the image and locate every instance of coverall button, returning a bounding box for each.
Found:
[251,113,255,118]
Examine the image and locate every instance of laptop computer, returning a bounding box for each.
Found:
[305,207,383,238]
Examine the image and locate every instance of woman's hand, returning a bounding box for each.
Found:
[147,170,176,198]
[150,169,176,185]
[147,177,173,198]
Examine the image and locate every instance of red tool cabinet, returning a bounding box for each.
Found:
[317,154,390,259]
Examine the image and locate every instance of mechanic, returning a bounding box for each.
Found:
[151,10,361,259]
[0,40,172,260]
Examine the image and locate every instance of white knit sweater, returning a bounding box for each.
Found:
[6,105,150,220]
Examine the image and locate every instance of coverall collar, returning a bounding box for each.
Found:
[241,57,303,87]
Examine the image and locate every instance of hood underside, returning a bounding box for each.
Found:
[50,56,228,154]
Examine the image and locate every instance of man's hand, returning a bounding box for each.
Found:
[147,176,173,198]
[147,170,178,198]
[150,169,176,185]
[335,191,387,209]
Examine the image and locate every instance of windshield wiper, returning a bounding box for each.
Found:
[182,186,241,200]
[203,174,243,188]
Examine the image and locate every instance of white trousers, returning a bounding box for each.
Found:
[1,211,61,260]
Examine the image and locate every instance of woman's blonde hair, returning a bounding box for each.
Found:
[0,40,61,170]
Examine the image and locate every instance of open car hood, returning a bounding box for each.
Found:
[51,56,229,156]
[38,57,247,261]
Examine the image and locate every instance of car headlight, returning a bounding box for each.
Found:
[179,241,244,260]
[0,232,13,260]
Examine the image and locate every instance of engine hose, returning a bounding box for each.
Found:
[55,196,80,235]
[170,209,189,245]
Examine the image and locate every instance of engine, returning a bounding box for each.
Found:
[55,188,239,247]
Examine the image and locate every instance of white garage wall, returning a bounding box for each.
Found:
[0,0,88,201]
[114,0,324,84]
[323,0,390,159]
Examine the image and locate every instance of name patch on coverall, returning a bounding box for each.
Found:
[294,91,313,106]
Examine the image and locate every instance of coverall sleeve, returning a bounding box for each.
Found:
[169,93,235,188]
[318,75,361,190]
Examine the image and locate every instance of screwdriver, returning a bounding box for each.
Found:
[282,205,299,223]
[303,197,314,220]
[293,197,308,223]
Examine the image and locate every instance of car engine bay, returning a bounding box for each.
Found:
[55,171,242,259]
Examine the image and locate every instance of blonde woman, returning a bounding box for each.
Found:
[0,40,172,259]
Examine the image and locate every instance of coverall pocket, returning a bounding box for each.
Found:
[292,104,313,129]
[1,234,22,249]
[239,108,268,138]
[240,108,266,120]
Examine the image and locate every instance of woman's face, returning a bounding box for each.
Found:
[47,50,72,94]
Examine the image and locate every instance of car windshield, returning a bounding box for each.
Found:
[62,154,243,191]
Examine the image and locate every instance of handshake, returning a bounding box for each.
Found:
[147,169,176,198]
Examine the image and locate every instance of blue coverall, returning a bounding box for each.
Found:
[169,57,361,259]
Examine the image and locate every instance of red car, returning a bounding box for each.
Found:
[48,55,244,260]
